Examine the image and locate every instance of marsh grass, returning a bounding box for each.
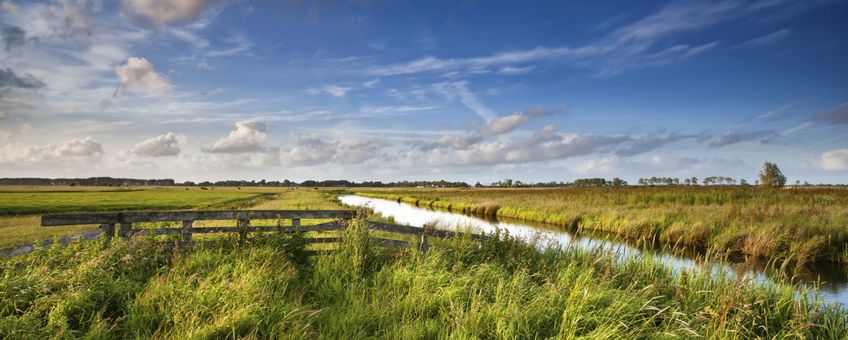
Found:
[0,222,845,338]
[356,187,848,264]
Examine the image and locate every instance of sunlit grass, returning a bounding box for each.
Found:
[354,187,848,264]
[0,223,845,338]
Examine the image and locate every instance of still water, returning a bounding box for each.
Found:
[339,195,848,307]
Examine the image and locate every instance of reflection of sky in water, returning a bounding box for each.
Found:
[340,195,847,308]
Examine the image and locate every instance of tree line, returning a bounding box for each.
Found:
[0,162,828,189]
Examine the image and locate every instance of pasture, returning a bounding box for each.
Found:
[0,186,846,338]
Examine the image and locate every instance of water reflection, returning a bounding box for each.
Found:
[339,195,847,307]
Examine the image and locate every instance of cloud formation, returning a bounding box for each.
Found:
[616,133,696,156]
[710,130,777,147]
[0,137,103,165]
[482,106,563,135]
[133,132,185,157]
[115,57,171,96]
[124,0,208,26]
[817,148,848,171]
[0,68,45,89]
[203,121,268,153]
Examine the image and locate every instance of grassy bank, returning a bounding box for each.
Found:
[353,187,848,265]
[1,221,846,338]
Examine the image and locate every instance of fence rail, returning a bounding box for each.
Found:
[0,210,487,259]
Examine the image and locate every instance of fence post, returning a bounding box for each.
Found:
[238,218,249,243]
[101,223,114,242]
[119,223,132,239]
[182,220,193,246]
[292,218,301,228]
[419,223,430,252]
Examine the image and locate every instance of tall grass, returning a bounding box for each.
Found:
[1,221,845,338]
[355,187,848,264]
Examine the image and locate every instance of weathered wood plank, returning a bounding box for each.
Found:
[303,237,342,243]
[101,223,114,241]
[365,221,484,240]
[42,210,357,226]
[118,223,132,238]
[372,237,410,248]
[165,221,345,235]
[182,220,192,244]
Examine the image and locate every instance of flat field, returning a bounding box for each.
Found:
[354,186,848,264]
[0,188,845,338]
[0,187,280,248]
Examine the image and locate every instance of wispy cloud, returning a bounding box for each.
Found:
[738,29,790,48]
[709,130,777,147]
[367,1,821,78]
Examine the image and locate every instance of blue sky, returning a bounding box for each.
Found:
[0,0,846,183]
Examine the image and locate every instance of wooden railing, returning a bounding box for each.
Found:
[34,210,482,254]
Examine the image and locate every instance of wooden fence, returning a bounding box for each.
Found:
[25,210,482,256]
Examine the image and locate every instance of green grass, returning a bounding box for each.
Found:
[0,187,283,248]
[0,186,846,337]
[0,222,845,338]
[354,187,848,265]
[0,187,269,215]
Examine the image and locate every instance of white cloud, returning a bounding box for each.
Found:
[133,132,185,157]
[817,149,848,171]
[498,66,535,75]
[123,0,208,26]
[0,137,103,167]
[115,57,171,96]
[482,106,562,135]
[203,121,268,153]
[324,85,352,97]
[575,155,623,175]
[307,84,354,98]
[281,135,337,166]
[403,125,630,167]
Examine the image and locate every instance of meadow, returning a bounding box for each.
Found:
[353,186,848,265]
[0,187,278,248]
[0,188,846,338]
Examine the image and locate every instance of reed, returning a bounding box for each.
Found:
[0,227,845,338]
[354,186,848,264]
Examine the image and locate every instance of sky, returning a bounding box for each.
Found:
[0,0,846,184]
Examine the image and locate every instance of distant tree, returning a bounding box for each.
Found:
[672,178,679,186]
[504,179,513,188]
[758,162,787,188]
[795,180,801,186]
[611,177,626,187]
[638,178,646,186]
[474,182,483,188]
[690,177,698,186]
[740,179,748,186]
